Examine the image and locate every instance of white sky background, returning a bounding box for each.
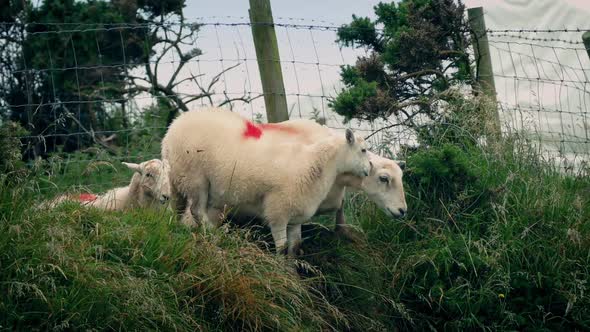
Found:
[142,1,384,127]
[133,0,590,164]
[465,0,590,167]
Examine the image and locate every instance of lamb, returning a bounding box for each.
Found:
[161,107,371,255]
[198,119,407,240]
[42,159,171,211]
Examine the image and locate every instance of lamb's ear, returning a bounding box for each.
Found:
[345,128,355,145]
[122,162,143,174]
[396,160,406,171]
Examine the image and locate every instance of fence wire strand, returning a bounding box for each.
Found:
[1,18,589,195]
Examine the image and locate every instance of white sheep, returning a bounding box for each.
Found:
[42,159,171,211]
[161,107,371,255]
[199,119,407,242]
[314,152,407,238]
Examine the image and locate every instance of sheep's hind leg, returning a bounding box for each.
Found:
[287,224,302,257]
[268,220,288,254]
[264,194,293,255]
[194,179,216,229]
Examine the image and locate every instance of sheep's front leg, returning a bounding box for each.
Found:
[287,224,302,257]
[334,205,363,242]
[334,206,346,228]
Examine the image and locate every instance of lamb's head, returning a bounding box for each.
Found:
[337,128,371,178]
[122,159,171,205]
[362,153,407,218]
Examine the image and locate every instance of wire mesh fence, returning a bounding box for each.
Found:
[1,13,589,195]
[486,28,590,172]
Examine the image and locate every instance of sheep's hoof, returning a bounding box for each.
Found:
[335,225,365,243]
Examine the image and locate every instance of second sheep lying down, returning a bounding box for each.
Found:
[161,108,372,255]
[42,159,171,211]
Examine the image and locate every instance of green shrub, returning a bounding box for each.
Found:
[354,138,590,330]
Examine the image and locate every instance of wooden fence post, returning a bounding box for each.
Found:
[582,31,590,60]
[249,0,289,123]
[468,6,501,137]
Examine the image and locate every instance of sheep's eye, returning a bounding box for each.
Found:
[146,173,153,178]
[361,148,367,153]
[379,175,389,183]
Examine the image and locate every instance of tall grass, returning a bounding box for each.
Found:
[349,139,590,330]
[0,192,343,330]
[1,108,589,330]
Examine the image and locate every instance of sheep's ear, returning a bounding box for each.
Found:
[345,128,355,145]
[122,162,143,174]
[396,160,406,171]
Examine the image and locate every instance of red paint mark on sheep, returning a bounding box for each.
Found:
[242,121,300,139]
[78,193,98,202]
[259,123,300,134]
[243,121,263,139]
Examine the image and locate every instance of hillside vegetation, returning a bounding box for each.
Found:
[1,109,589,331]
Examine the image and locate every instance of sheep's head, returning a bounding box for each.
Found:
[122,159,171,205]
[341,128,371,178]
[362,153,407,218]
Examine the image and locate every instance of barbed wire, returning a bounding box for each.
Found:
[487,28,590,33]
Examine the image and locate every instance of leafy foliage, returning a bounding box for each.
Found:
[1,0,188,159]
[331,0,473,123]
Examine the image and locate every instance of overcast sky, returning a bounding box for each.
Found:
[184,1,383,23]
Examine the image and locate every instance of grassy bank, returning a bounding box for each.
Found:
[1,132,589,330]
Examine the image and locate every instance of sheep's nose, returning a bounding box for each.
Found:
[161,194,170,202]
[398,208,406,217]
[363,170,369,177]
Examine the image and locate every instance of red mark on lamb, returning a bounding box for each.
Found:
[78,193,98,202]
[242,120,299,139]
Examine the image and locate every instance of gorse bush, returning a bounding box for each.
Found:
[406,144,480,201]
[332,0,472,123]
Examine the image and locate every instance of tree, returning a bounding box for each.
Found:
[0,0,26,124]
[1,0,259,161]
[3,0,156,158]
[330,0,473,127]
[127,14,259,126]
[1,0,224,158]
